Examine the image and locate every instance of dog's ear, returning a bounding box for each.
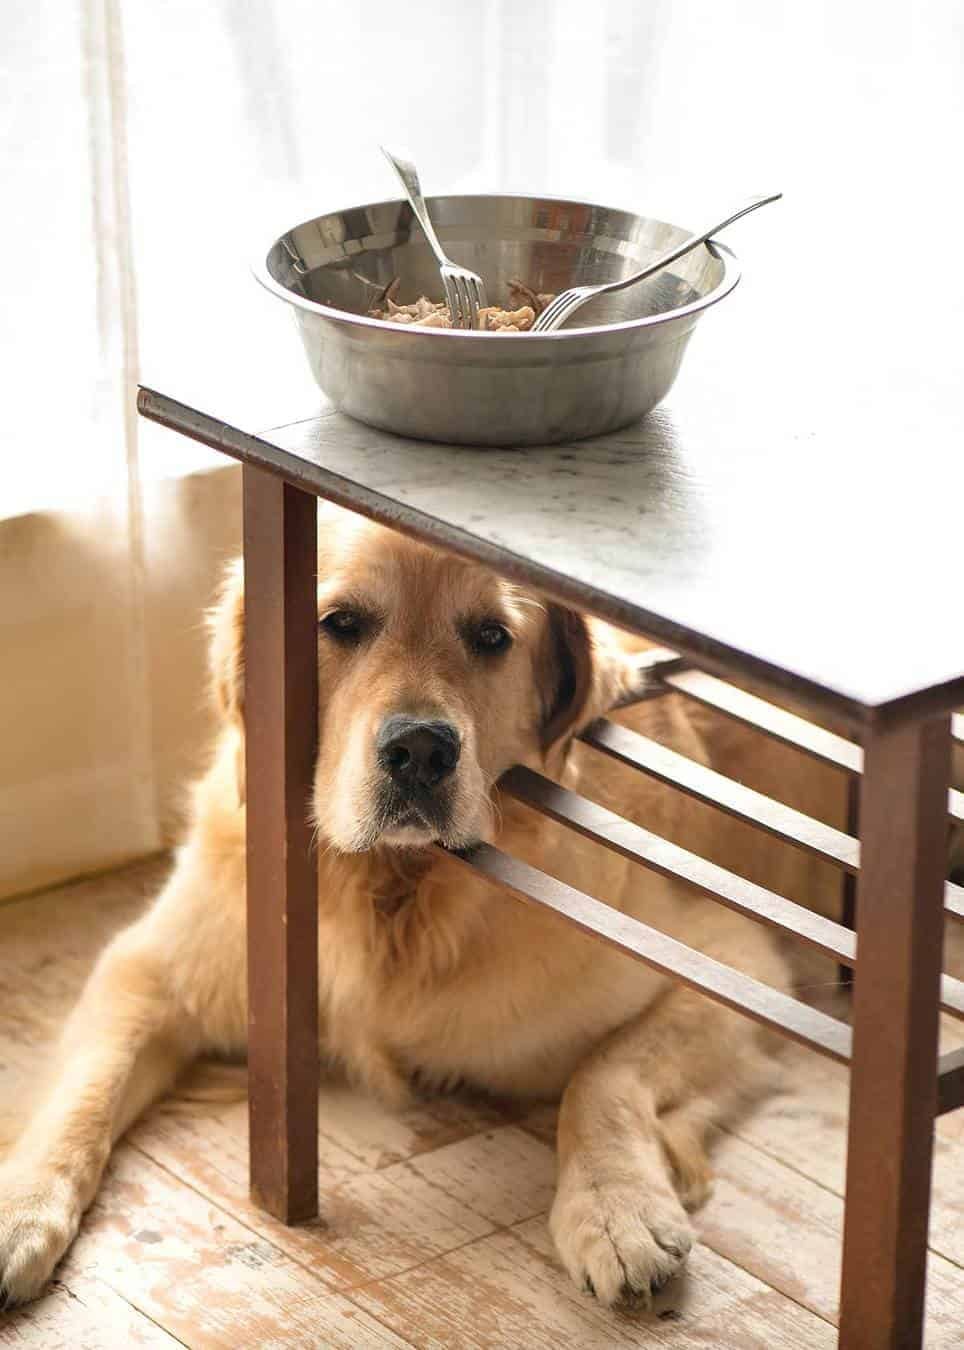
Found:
[537,603,654,752]
[537,604,595,750]
[207,560,246,803]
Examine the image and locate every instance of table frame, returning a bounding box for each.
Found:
[140,389,964,1350]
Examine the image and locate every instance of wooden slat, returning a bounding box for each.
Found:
[663,668,964,825]
[583,715,964,923]
[501,766,964,1023]
[939,975,964,1021]
[653,669,963,923]
[503,765,855,961]
[938,1045,964,1116]
[446,842,853,1064]
[581,716,859,869]
[946,881,964,921]
[663,668,862,769]
[953,712,964,743]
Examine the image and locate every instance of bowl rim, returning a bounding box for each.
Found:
[253,192,741,341]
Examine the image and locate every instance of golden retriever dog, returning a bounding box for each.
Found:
[0,506,813,1311]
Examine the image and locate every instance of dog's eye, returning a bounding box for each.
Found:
[472,621,512,654]
[320,609,364,641]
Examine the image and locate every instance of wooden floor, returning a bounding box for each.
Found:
[1,860,962,1348]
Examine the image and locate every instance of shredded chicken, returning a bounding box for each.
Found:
[476,305,535,333]
[367,276,555,332]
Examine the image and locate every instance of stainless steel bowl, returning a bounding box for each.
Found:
[256,194,740,447]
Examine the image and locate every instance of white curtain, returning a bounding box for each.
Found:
[0,1,247,898]
[1,0,155,896]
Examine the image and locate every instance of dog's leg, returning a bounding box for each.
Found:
[549,957,780,1307]
[0,919,200,1307]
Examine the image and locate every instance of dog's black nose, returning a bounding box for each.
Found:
[376,716,461,790]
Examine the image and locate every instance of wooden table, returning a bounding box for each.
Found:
[137,213,964,1345]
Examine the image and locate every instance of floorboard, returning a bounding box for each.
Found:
[1,859,962,1347]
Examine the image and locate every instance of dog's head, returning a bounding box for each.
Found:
[211,508,645,853]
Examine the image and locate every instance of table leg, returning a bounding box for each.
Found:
[242,466,319,1223]
[838,716,951,1348]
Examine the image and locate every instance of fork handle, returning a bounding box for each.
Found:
[604,192,782,296]
[534,191,781,331]
[381,147,451,270]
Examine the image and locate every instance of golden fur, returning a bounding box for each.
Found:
[1,506,840,1310]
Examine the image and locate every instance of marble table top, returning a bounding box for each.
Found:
[139,335,963,730]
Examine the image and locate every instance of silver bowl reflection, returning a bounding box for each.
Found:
[256,194,740,447]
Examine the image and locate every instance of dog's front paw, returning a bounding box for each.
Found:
[549,1163,695,1307]
[0,1166,82,1309]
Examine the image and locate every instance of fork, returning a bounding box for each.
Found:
[381,147,488,330]
[532,192,782,332]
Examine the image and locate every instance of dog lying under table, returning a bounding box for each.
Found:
[0,505,850,1310]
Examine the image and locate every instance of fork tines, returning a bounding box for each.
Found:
[443,267,487,330]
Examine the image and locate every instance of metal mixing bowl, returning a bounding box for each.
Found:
[256,194,740,447]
